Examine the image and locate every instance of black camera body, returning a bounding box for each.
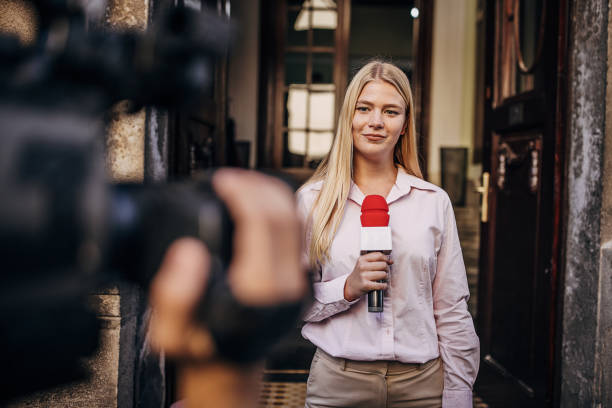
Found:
[0,1,304,401]
[0,97,234,399]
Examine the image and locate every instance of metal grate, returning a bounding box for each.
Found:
[258,382,307,408]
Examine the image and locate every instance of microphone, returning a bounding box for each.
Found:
[360,195,392,313]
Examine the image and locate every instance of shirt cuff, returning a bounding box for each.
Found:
[313,273,358,305]
[442,389,472,408]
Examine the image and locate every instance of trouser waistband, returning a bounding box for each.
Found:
[315,348,440,375]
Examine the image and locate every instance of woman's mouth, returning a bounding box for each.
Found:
[363,133,386,142]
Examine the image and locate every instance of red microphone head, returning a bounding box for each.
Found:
[361,195,389,227]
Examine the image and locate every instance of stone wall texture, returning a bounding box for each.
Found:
[1,1,149,407]
[595,2,612,405]
[561,0,608,406]
[107,101,146,183]
[0,0,36,44]
[6,292,121,408]
[105,0,149,183]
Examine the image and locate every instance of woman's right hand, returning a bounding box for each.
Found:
[344,252,393,302]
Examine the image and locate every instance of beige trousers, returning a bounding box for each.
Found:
[305,348,443,408]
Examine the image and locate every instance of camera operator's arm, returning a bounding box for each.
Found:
[149,169,307,408]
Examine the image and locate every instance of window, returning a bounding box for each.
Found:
[258,0,433,178]
[283,0,338,168]
[493,0,545,106]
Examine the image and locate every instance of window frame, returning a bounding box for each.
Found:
[258,0,433,180]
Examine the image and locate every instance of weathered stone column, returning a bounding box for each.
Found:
[104,3,164,408]
[1,1,155,407]
[595,1,612,405]
[560,0,610,406]
[105,0,148,183]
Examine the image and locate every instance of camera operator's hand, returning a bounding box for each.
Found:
[149,169,307,408]
[212,169,307,306]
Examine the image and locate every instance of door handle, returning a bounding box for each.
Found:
[528,142,540,194]
[476,172,490,223]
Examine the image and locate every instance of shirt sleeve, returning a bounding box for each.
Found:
[296,188,359,323]
[432,195,480,408]
[302,269,359,322]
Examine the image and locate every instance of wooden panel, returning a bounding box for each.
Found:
[412,0,433,177]
[490,133,542,388]
[475,1,567,407]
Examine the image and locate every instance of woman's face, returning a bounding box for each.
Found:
[351,80,407,163]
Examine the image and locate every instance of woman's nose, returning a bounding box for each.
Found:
[368,110,384,128]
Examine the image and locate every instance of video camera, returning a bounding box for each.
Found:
[0,0,303,401]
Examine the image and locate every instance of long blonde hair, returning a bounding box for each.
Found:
[303,60,423,268]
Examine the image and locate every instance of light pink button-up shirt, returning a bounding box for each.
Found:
[297,168,480,408]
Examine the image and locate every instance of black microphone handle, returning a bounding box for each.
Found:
[368,287,384,312]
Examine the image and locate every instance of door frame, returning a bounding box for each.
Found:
[475,0,569,406]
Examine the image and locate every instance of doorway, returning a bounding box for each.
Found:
[474,0,566,406]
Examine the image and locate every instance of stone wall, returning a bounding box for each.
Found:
[595,1,612,405]
[0,1,150,406]
[105,0,148,183]
[560,0,610,406]
[0,0,36,44]
[6,290,121,408]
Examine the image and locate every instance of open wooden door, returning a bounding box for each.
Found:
[475,0,567,406]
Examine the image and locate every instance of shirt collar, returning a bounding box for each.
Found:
[348,167,435,206]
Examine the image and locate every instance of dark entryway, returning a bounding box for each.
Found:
[474,1,568,406]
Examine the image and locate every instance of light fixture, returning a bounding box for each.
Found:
[410,7,420,18]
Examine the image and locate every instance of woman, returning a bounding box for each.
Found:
[297,61,479,408]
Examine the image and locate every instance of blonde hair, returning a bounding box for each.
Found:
[302,60,423,269]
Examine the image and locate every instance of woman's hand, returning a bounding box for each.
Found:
[344,252,393,302]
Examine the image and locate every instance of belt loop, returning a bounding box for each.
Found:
[341,358,347,371]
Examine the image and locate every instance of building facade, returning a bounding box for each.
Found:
[1,0,611,407]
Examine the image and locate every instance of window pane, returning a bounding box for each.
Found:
[519,0,542,69]
[308,85,335,130]
[285,52,307,85]
[312,8,337,28]
[282,91,289,127]
[284,132,305,167]
[287,9,307,46]
[286,86,308,129]
[286,130,333,161]
[313,27,335,46]
[312,53,334,83]
[290,0,337,7]
[495,0,536,103]
[294,1,337,31]
[285,131,306,167]
[312,6,337,46]
[307,131,334,159]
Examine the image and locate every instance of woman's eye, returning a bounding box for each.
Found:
[385,110,399,115]
[356,106,369,112]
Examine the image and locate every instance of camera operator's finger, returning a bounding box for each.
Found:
[212,168,307,306]
[149,237,216,360]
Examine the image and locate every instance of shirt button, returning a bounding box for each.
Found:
[386,329,390,335]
